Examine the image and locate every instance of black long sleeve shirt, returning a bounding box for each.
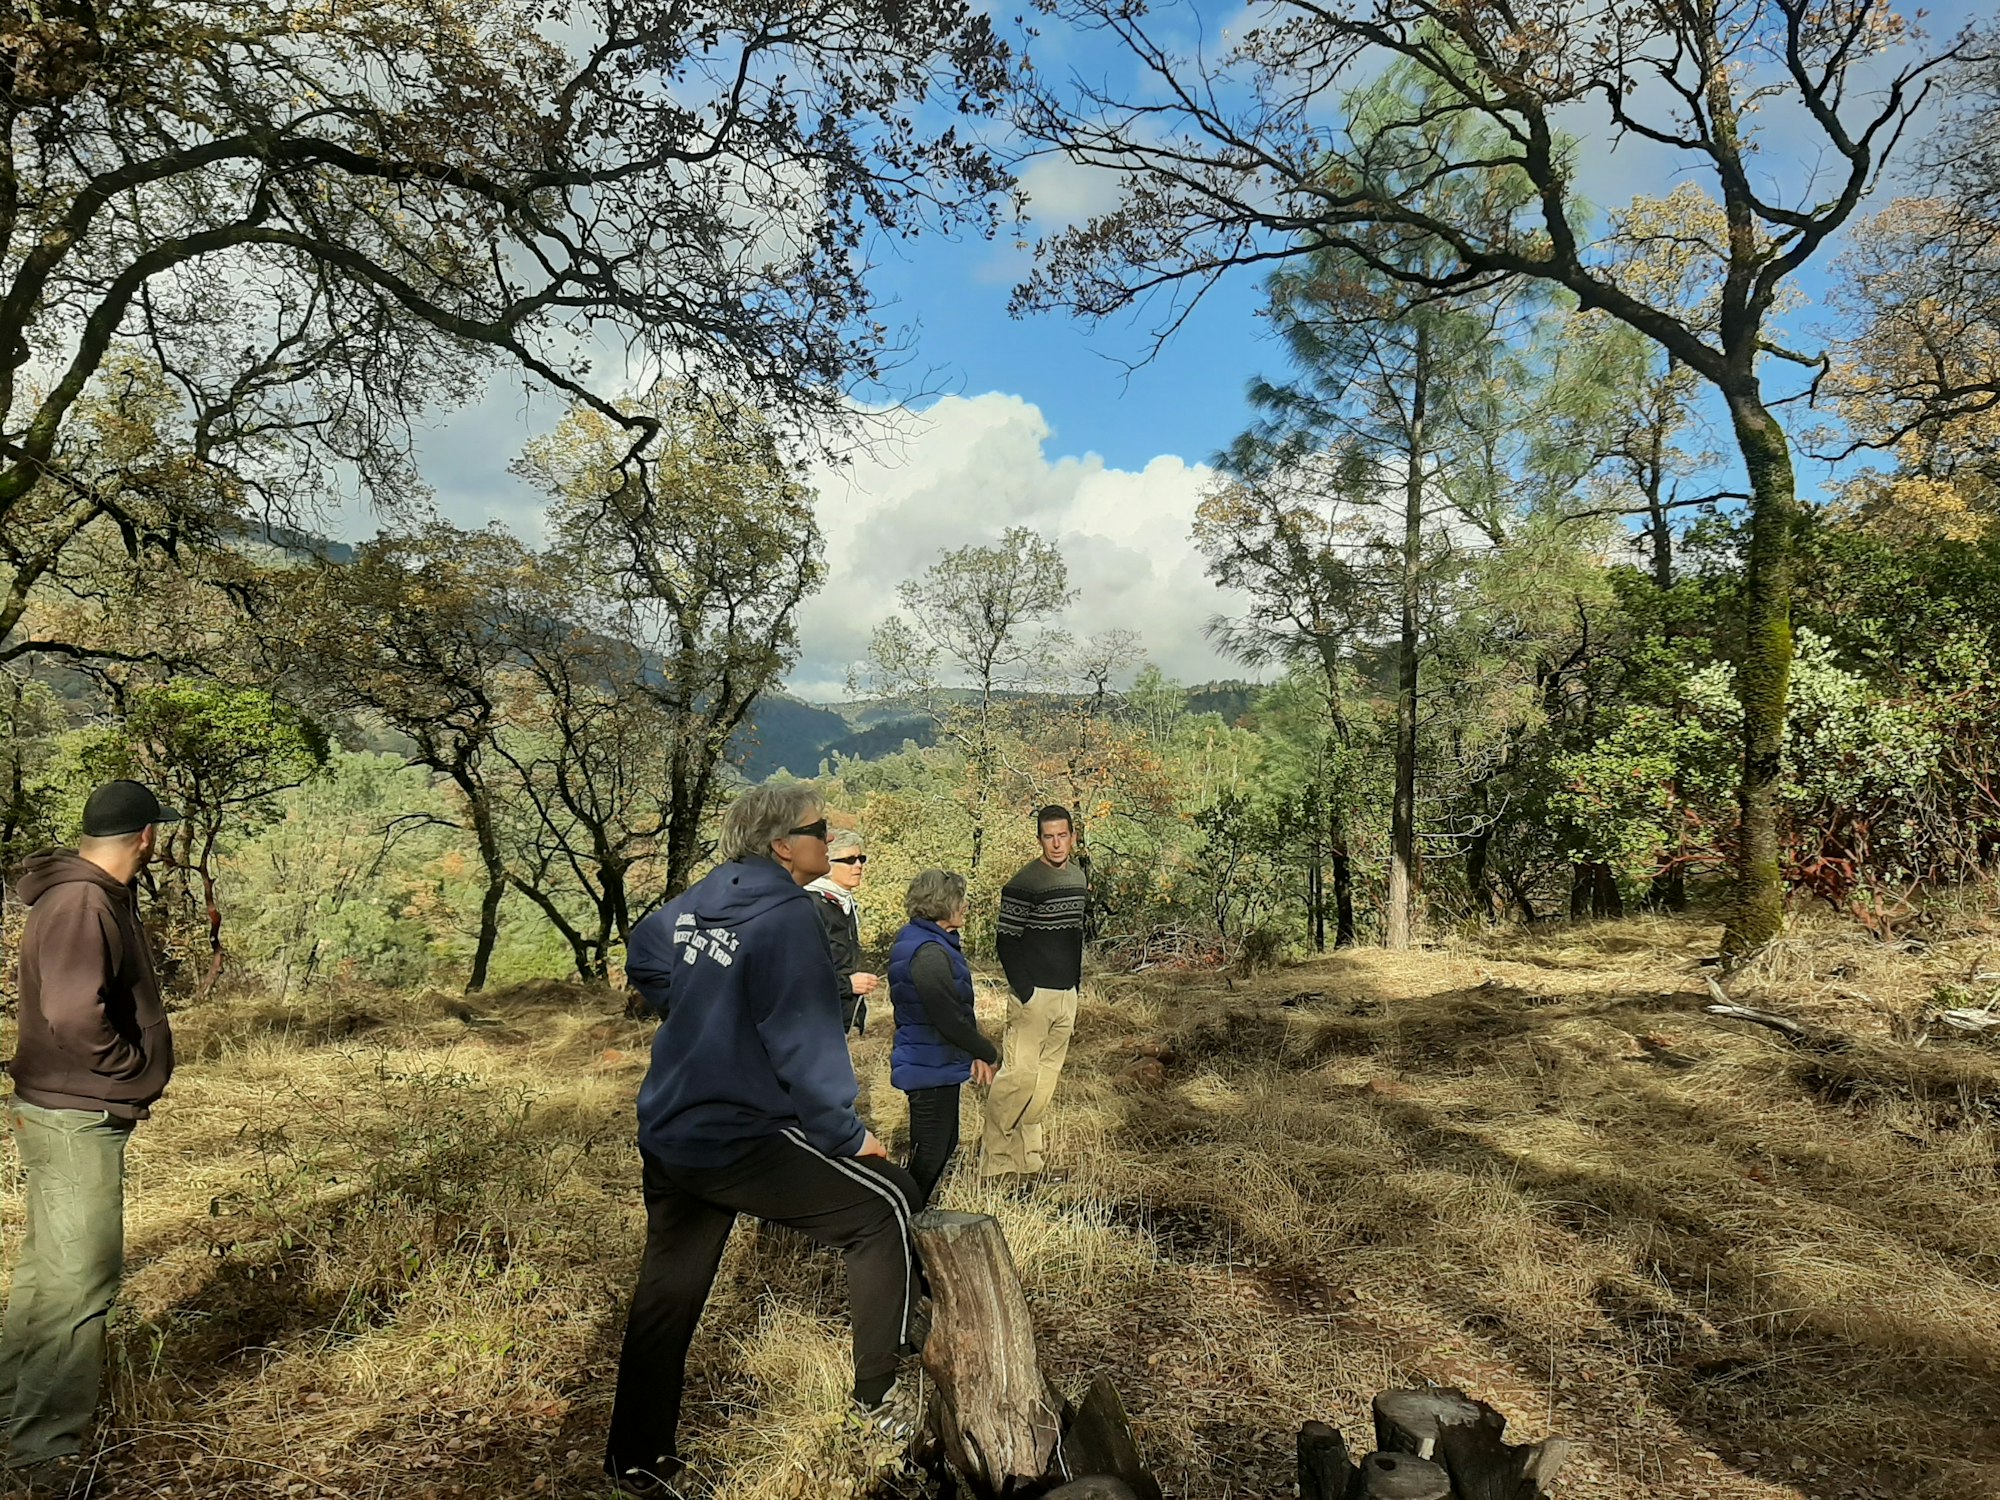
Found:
[908,943,998,1065]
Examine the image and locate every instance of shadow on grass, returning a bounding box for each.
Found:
[1077,963,2000,1500]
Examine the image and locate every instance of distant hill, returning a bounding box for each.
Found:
[42,515,1266,779]
[1186,681,1259,724]
[731,705,940,778]
[744,681,1263,777]
[729,694,855,779]
[818,716,938,764]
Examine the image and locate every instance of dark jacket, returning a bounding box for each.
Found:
[626,856,867,1169]
[806,879,866,1032]
[8,851,175,1119]
[887,920,995,1091]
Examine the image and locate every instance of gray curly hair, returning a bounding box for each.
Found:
[905,868,968,923]
[717,782,825,863]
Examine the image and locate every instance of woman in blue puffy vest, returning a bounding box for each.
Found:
[888,870,999,1205]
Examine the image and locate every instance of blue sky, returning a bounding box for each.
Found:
[414,0,1989,698]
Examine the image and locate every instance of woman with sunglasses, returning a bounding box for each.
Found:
[807,830,879,1033]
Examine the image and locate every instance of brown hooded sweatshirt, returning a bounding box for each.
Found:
[8,850,174,1119]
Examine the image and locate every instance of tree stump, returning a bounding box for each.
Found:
[912,1209,1062,1496]
[1352,1451,1452,1499]
[1372,1387,1568,1500]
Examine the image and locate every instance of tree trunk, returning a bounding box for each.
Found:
[1309,839,1325,953]
[1649,864,1688,912]
[1055,1376,1163,1500]
[1593,863,1624,919]
[469,877,503,993]
[1352,1451,1451,1499]
[663,741,702,900]
[1330,833,1357,948]
[912,1209,1061,1496]
[1646,367,1675,591]
[1721,390,1796,958]
[1323,708,1357,949]
[508,876,598,981]
[1467,825,1497,925]
[457,766,506,993]
[1386,332,1427,951]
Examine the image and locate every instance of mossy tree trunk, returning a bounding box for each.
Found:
[1722,390,1797,957]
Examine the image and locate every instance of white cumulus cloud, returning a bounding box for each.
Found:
[793,392,1250,699]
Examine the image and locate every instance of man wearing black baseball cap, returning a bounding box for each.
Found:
[0,780,180,1479]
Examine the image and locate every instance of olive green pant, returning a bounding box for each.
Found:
[0,1101,132,1467]
[978,986,1078,1176]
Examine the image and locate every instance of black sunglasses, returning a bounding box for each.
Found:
[785,818,830,841]
[830,854,868,866]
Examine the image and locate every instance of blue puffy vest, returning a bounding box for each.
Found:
[887,920,977,1091]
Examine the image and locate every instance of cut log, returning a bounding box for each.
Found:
[1349,1451,1451,1499]
[1043,1481,1139,1500]
[1373,1388,1488,1460]
[1520,1437,1571,1489]
[912,1209,1061,1496]
[1298,1419,1354,1500]
[1057,1376,1163,1500]
[1372,1387,1568,1500]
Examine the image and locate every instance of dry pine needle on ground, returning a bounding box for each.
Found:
[6,909,1997,1499]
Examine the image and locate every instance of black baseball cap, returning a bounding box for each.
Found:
[81,780,181,838]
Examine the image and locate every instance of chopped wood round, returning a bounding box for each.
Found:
[1043,1480,1141,1500]
[1059,1376,1163,1500]
[1352,1450,1452,1499]
[1372,1386,1570,1499]
[1372,1388,1488,1460]
[1297,1419,1353,1500]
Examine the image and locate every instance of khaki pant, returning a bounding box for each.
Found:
[978,986,1078,1176]
[0,1101,133,1467]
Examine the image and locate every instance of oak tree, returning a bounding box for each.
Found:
[1016,0,1961,953]
[0,0,1011,658]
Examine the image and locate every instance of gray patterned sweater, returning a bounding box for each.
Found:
[993,856,1088,1001]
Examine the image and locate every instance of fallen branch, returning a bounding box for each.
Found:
[1703,977,1848,1052]
[1934,1007,2000,1034]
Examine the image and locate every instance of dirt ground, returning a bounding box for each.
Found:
[7,907,1999,1499]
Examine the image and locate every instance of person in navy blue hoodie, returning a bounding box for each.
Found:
[887,870,999,1206]
[604,784,923,1496]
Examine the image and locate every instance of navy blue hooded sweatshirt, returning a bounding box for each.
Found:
[626,856,867,1169]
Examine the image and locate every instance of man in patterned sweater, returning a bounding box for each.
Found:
[979,804,1089,1178]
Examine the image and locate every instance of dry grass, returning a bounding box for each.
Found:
[10,905,2000,1499]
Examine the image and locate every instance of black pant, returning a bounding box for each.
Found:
[904,1085,961,1206]
[604,1132,922,1473]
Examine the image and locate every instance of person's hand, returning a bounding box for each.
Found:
[852,972,882,996]
[970,1059,996,1088]
[857,1130,889,1159]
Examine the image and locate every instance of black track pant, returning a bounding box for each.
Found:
[604,1132,921,1474]
[903,1085,962,1206]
